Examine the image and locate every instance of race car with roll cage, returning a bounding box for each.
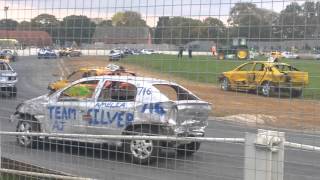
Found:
[37,48,58,59]
[0,60,18,97]
[218,61,309,97]
[48,64,136,92]
[0,49,18,62]
[58,48,81,57]
[11,75,211,164]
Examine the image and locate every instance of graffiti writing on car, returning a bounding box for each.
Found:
[94,102,126,109]
[137,87,152,96]
[86,109,134,128]
[141,103,166,116]
[48,106,76,131]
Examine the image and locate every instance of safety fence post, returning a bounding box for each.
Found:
[244,129,285,180]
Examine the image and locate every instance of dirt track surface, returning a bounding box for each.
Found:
[62,56,320,130]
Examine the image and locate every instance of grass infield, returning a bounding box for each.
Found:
[122,54,320,99]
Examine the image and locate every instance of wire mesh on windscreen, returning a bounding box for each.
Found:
[0,0,319,180]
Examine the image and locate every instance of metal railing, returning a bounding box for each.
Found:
[1,129,320,180]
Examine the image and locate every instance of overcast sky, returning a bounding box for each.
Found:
[0,0,298,26]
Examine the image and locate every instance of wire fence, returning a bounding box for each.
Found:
[0,0,320,180]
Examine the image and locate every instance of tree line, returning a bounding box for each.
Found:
[0,2,318,45]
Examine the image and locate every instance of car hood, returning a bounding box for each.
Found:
[17,94,49,115]
[0,70,17,76]
[109,52,121,56]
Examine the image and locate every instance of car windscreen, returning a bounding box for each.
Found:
[153,84,198,101]
[274,64,299,72]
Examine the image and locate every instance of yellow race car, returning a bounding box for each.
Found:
[218,61,309,97]
[48,65,136,92]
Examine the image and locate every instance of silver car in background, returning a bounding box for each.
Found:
[0,60,18,97]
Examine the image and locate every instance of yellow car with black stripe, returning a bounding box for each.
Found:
[218,61,309,97]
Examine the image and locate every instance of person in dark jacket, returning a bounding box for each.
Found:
[188,46,193,58]
[178,46,184,58]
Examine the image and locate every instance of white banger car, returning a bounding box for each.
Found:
[11,76,211,163]
[0,60,18,97]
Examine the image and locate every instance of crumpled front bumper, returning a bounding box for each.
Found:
[0,80,17,87]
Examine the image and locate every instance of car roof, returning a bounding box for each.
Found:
[250,61,290,66]
[82,75,174,85]
[78,67,107,71]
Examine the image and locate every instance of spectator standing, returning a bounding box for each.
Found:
[188,46,192,58]
[178,46,184,58]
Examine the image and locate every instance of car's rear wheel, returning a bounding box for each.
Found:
[125,127,159,164]
[220,77,230,91]
[16,119,41,148]
[261,82,274,97]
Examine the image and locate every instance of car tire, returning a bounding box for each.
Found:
[16,119,42,148]
[177,142,201,156]
[260,81,274,97]
[220,77,230,91]
[124,127,159,164]
[291,89,303,98]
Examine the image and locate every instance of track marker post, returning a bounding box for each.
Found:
[244,129,285,180]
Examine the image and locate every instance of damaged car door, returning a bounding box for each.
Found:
[46,79,100,134]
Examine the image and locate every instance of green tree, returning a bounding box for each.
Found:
[201,17,226,43]
[154,16,203,44]
[0,19,18,30]
[154,16,170,44]
[98,20,113,27]
[277,2,304,39]
[31,14,60,41]
[302,1,319,38]
[111,11,147,26]
[60,15,96,44]
[228,3,277,40]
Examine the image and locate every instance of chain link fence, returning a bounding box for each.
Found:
[0,0,319,179]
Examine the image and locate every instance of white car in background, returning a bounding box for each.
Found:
[0,60,18,97]
[11,76,211,164]
[141,49,157,55]
[281,51,300,59]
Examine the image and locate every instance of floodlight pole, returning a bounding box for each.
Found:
[4,6,9,39]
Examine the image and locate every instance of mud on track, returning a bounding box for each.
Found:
[60,56,320,130]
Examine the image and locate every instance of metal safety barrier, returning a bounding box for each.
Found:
[1,129,320,180]
[0,168,92,180]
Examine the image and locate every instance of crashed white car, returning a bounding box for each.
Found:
[11,76,211,163]
[0,60,18,97]
[281,51,300,59]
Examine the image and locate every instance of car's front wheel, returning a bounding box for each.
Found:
[16,119,41,148]
[125,127,159,164]
[220,77,230,91]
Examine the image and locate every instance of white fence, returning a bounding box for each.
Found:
[15,48,211,56]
